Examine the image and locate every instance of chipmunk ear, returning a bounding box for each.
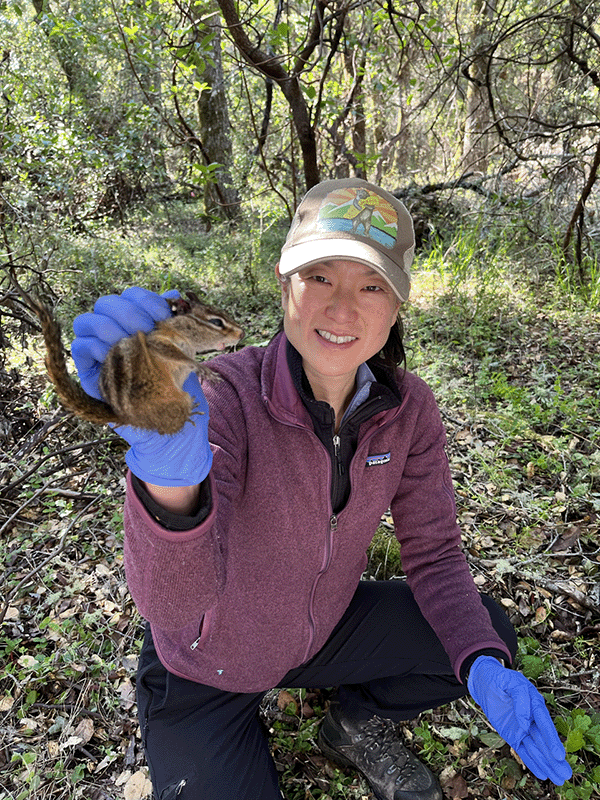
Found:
[169,296,192,315]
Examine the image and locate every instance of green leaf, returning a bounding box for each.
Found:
[438,726,468,740]
[70,763,86,783]
[520,654,546,680]
[565,728,585,753]
[587,731,600,752]
[555,716,569,736]
[573,714,592,732]
[25,689,38,706]
[478,730,505,749]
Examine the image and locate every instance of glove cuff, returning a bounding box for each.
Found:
[125,446,213,487]
[461,650,509,684]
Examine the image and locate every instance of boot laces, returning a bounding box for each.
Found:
[355,716,418,783]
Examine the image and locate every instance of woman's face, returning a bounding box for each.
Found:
[278,259,400,385]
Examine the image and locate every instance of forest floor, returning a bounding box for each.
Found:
[1,222,599,800]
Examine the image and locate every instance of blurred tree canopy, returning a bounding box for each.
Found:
[1,0,600,269]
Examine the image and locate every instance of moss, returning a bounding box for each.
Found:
[365,526,403,580]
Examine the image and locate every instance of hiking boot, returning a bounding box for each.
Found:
[317,702,443,800]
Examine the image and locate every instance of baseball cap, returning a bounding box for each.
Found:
[278,178,414,301]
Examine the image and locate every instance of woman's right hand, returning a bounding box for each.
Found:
[71,287,213,488]
[72,286,178,400]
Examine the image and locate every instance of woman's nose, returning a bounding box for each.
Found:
[326,286,358,321]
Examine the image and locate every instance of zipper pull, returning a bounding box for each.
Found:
[190,635,202,651]
[330,513,338,532]
[333,434,344,475]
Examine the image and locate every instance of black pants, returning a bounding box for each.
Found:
[136,580,517,800]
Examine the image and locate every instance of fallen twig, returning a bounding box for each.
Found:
[14,412,70,459]
[0,476,60,536]
[1,436,118,497]
[535,577,600,615]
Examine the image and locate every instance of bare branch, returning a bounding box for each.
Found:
[216,0,320,187]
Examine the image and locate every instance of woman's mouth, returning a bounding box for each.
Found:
[316,329,357,344]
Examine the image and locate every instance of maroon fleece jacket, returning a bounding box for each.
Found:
[123,333,512,692]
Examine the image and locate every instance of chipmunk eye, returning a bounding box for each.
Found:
[209,317,225,328]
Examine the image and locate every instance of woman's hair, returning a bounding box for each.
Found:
[370,315,406,376]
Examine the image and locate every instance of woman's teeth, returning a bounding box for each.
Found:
[317,330,357,344]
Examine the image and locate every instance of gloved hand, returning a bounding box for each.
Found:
[468,655,572,785]
[72,286,179,400]
[71,287,212,487]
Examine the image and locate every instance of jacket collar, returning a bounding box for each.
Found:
[261,332,402,429]
[261,332,314,428]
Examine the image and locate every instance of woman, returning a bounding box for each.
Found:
[72,179,571,800]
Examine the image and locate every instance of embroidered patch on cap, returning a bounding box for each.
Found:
[317,187,399,249]
[366,452,391,467]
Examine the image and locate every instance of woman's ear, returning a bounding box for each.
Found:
[275,263,289,310]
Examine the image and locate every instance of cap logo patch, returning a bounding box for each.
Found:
[317,187,398,250]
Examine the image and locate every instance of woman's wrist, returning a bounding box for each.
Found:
[142,482,201,515]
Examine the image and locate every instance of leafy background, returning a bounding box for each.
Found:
[1,208,599,799]
[1,0,600,797]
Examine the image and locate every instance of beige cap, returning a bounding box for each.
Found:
[279,178,414,301]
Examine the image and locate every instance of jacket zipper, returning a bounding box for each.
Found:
[333,434,343,474]
[303,509,337,662]
[331,433,345,510]
[330,393,400,512]
[264,395,402,663]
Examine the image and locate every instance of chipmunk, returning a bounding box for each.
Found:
[14,285,244,435]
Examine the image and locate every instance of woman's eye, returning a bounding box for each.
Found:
[365,285,383,292]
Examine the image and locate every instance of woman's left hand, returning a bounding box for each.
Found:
[468,655,572,785]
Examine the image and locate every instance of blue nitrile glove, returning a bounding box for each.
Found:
[468,656,572,785]
[113,371,212,486]
[72,286,179,400]
[71,287,212,487]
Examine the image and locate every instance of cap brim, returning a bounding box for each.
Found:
[279,238,411,302]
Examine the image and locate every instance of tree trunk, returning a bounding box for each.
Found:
[562,136,600,278]
[462,0,495,173]
[344,47,367,179]
[31,0,103,120]
[196,8,240,218]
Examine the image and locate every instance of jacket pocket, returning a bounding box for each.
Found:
[189,607,214,652]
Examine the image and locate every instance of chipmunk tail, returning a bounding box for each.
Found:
[39,307,119,426]
[11,275,117,427]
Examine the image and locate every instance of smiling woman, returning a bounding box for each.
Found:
[68,177,571,800]
[277,260,401,429]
